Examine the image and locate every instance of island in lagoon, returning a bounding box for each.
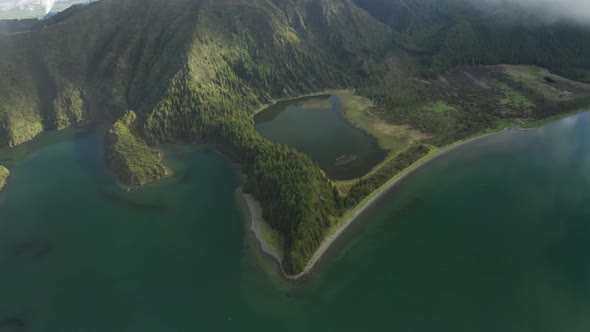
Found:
[335,155,358,166]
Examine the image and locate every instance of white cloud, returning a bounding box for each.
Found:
[467,0,590,25]
[42,0,56,14]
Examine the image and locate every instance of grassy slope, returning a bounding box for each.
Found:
[362,65,590,147]
[333,89,426,193]
[336,90,426,151]
[423,101,457,113]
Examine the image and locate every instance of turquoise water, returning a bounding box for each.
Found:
[255,95,386,180]
[1,113,590,331]
[0,127,251,331]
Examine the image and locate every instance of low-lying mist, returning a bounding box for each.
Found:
[463,0,590,25]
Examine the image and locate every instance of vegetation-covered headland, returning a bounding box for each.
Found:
[105,111,168,187]
[1,0,590,275]
[0,165,9,192]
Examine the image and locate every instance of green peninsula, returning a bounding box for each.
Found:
[105,111,168,187]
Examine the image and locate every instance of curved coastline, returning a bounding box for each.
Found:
[243,125,518,280]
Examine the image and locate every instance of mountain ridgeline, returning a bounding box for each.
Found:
[353,0,590,81]
[1,0,590,274]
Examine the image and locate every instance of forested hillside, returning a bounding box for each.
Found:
[141,0,392,273]
[1,0,590,274]
[0,0,394,274]
[0,0,204,146]
[354,0,590,81]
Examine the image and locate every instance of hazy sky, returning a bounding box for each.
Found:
[466,0,590,25]
[1,0,589,24]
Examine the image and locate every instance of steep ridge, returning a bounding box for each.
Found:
[0,0,204,145]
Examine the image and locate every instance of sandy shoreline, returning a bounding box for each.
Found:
[241,192,283,263]
[244,81,533,279]
[286,126,515,279]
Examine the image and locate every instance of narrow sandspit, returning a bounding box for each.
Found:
[242,192,283,263]
[245,126,517,280]
[285,126,517,280]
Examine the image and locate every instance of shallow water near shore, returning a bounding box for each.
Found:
[1,113,590,331]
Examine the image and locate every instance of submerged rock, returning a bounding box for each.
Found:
[8,241,53,260]
[0,315,26,329]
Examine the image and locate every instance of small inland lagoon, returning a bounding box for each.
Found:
[254,95,387,180]
[1,112,590,331]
